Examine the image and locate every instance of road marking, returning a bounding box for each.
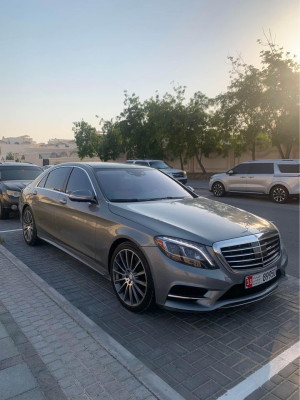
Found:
[0,229,22,233]
[217,341,300,400]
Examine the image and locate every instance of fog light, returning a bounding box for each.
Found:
[11,205,18,210]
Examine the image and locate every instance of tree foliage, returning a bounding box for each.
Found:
[74,38,299,168]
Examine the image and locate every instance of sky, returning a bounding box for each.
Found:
[1,0,299,143]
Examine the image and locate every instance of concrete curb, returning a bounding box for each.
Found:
[0,244,185,400]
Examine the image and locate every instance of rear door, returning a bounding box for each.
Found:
[247,163,274,192]
[31,167,72,239]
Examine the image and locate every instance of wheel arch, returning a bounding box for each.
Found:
[269,182,290,195]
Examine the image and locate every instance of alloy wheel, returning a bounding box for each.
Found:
[271,186,288,203]
[112,248,148,307]
[212,182,225,197]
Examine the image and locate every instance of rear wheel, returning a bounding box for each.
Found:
[270,185,289,204]
[22,207,39,245]
[212,182,225,197]
[0,201,9,219]
[110,242,154,313]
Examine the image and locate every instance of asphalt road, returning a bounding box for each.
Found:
[194,189,299,278]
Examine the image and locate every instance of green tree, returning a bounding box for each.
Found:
[5,152,14,160]
[96,119,122,161]
[73,120,99,159]
[259,38,300,158]
[185,92,218,173]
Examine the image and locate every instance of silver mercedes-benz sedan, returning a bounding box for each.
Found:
[19,162,288,313]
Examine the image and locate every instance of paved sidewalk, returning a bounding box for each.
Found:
[0,241,299,400]
[0,246,182,400]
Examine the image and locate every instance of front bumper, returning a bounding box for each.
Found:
[142,245,288,312]
[1,195,20,212]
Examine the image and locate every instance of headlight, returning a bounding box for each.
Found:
[183,171,187,175]
[6,190,21,197]
[155,236,217,269]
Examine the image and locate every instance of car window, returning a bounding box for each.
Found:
[248,163,274,174]
[66,168,93,194]
[37,174,48,188]
[44,167,71,192]
[135,161,149,166]
[95,168,193,202]
[149,161,170,169]
[278,164,300,173]
[0,166,42,181]
[232,164,249,174]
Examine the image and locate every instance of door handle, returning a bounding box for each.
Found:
[59,198,67,204]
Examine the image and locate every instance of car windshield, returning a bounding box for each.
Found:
[95,168,192,202]
[0,166,42,181]
[149,161,170,169]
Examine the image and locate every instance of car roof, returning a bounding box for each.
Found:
[53,162,148,169]
[242,159,300,164]
[0,162,41,167]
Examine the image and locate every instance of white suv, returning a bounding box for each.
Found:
[209,159,300,203]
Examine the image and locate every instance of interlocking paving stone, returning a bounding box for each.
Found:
[0,337,19,361]
[1,232,300,400]
[0,363,37,400]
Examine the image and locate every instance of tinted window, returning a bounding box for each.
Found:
[95,168,192,202]
[66,168,93,194]
[232,164,249,174]
[278,164,300,173]
[149,161,170,169]
[44,167,71,192]
[37,174,48,188]
[0,166,42,181]
[135,161,149,166]
[248,163,274,174]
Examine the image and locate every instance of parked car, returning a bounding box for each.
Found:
[0,162,43,219]
[209,159,300,203]
[125,159,187,184]
[20,162,287,312]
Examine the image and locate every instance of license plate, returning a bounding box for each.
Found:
[245,267,277,289]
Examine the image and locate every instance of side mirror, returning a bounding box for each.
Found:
[69,190,97,203]
[186,186,195,192]
[227,170,234,175]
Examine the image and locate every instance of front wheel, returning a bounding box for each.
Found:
[22,207,39,246]
[110,242,154,313]
[212,182,225,197]
[270,185,289,204]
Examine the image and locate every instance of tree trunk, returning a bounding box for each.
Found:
[195,153,207,174]
[284,144,293,159]
[179,154,184,170]
[275,143,285,159]
[251,142,256,160]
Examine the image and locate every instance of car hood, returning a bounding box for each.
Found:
[1,180,32,191]
[108,197,275,246]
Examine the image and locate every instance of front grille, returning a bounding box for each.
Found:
[220,234,281,270]
[173,172,184,178]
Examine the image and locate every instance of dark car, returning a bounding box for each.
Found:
[0,162,43,219]
[126,160,188,184]
[19,162,287,313]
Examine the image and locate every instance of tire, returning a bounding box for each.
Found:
[22,207,40,246]
[110,242,155,313]
[270,185,289,204]
[212,182,225,197]
[0,201,9,220]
